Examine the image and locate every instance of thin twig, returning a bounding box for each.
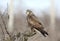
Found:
[0,24,5,41]
[0,14,11,38]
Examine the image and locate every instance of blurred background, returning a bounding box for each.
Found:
[0,0,60,41]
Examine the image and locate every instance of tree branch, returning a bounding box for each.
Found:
[0,24,5,41]
[0,14,11,38]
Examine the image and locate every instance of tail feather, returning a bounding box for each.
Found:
[40,29,48,37]
[35,28,48,37]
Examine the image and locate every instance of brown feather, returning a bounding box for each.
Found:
[26,10,48,37]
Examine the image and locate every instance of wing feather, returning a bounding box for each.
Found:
[27,15,42,28]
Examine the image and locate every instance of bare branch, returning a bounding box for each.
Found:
[0,24,5,41]
[0,14,11,38]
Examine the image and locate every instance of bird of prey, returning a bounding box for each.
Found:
[26,9,48,37]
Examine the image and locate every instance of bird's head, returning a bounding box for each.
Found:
[26,9,32,15]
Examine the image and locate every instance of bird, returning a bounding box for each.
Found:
[26,9,48,37]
